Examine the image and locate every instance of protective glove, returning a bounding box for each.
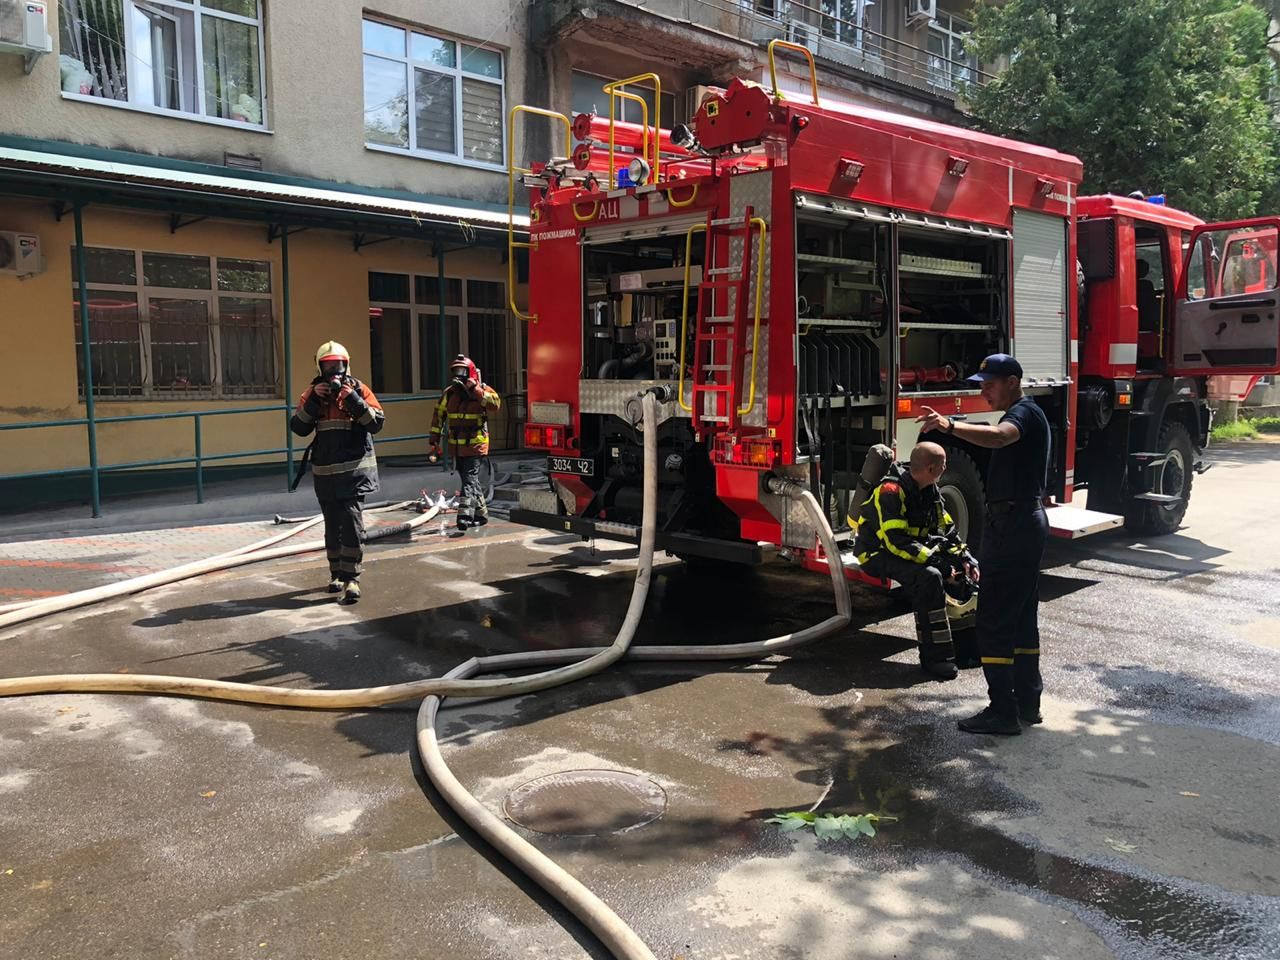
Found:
[339,383,366,417]
[303,387,326,418]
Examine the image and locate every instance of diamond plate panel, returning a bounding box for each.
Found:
[754,463,817,548]
[578,380,690,427]
[518,488,560,514]
[729,171,773,428]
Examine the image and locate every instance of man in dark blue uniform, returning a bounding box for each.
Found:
[918,354,1050,736]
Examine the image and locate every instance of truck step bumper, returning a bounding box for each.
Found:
[1045,505,1125,539]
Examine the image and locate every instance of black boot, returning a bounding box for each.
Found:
[957,706,1021,736]
[916,610,957,681]
[921,655,958,680]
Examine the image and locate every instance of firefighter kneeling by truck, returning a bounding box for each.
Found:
[850,442,980,681]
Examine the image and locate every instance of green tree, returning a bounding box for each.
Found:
[965,0,1279,220]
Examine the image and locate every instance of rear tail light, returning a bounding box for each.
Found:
[713,436,781,467]
[524,423,566,448]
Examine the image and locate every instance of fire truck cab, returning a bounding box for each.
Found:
[508,56,1280,572]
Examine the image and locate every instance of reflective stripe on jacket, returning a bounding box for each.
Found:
[429,382,501,457]
[850,463,962,565]
[290,377,384,499]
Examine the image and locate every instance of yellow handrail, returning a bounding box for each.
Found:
[507,104,572,323]
[605,89,648,190]
[676,222,707,412]
[767,39,820,106]
[601,73,662,188]
[675,217,769,419]
[667,182,699,207]
[738,217,768,417]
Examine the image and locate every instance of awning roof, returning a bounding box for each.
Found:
[0,146,529,237]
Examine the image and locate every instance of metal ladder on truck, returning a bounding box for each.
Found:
[678,210,768,433]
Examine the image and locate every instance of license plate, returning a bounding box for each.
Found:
[548,455,595,476]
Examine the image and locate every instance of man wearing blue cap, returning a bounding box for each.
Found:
[917,354,1050,736]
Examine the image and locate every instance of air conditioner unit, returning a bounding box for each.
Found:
[905,0,936,26]
[786,18,818,52]
[0,0,53,72]
[680,84,721,123]
[0,231,44,277]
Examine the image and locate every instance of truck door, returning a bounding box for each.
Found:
[1172,218,1280,376]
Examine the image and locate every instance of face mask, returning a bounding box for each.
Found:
[320,362,346,379]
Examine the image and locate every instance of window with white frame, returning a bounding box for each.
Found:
[361,19,505,167]
[741,0,788,19]
[57,0,266,125]
[570,71,678,128]
[368,272,511,396]
[820,0,880,54]
[927,12,976,91]
[72,247,277,399]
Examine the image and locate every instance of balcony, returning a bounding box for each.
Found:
[532,0,992,104]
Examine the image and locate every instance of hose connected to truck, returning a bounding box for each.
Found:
[0,389,852,960]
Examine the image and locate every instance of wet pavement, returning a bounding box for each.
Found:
[1,444,1278,959]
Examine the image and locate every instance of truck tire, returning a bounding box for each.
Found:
[938,448,986,553]
[1125,421,1194,536]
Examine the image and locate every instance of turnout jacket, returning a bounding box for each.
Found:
[429,381,501,458]
[852,462,965,565]
[290,375,384,499]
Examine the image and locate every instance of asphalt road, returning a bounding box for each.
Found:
[2,444,1277,960]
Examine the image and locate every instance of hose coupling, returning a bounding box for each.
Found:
[764,473,805,498]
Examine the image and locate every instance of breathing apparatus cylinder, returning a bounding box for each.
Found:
[851,444,895,512]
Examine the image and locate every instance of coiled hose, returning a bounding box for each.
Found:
[0,394,852,960]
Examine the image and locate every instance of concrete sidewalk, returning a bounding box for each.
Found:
[0,452,547,601]
[0,452,542,542]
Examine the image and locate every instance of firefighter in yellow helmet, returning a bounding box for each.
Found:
[290,341,384,603]
[429,354,501,531]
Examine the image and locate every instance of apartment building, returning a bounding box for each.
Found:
[0,0,531,506]
[530,0,988,132]
[0,0,988,508]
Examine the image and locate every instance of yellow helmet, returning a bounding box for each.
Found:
[315,341,350,373]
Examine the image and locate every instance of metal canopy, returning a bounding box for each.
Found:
[0,145,529,244]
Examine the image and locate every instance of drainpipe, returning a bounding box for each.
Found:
[281,224,294,487]
[73,202,101,518]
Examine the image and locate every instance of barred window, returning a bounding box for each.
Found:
[72,247,278,399]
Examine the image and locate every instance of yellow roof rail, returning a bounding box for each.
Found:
[767,39,820,106]
[507,104,572,323]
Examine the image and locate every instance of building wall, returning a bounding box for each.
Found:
[0,0,526,205]
[0,197,517,476]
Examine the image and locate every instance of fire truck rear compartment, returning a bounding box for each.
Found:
[796,211,1010,530]
[571,235,751,552]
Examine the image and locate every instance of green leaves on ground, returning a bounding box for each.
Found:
[765,810,893,840]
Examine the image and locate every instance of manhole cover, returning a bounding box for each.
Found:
[503,769,667,837]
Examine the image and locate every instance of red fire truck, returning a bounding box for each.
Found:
[506,52,1280,573]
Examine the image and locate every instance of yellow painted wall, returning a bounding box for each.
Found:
[0,198,519,476]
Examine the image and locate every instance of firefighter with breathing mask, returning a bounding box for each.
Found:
[290,341,384,604]
[429,354,501,531]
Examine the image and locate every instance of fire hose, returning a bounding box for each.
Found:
[0,391,852,960]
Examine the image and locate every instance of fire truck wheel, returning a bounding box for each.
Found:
[1125,420,1194,536]
[937,449,985,553]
